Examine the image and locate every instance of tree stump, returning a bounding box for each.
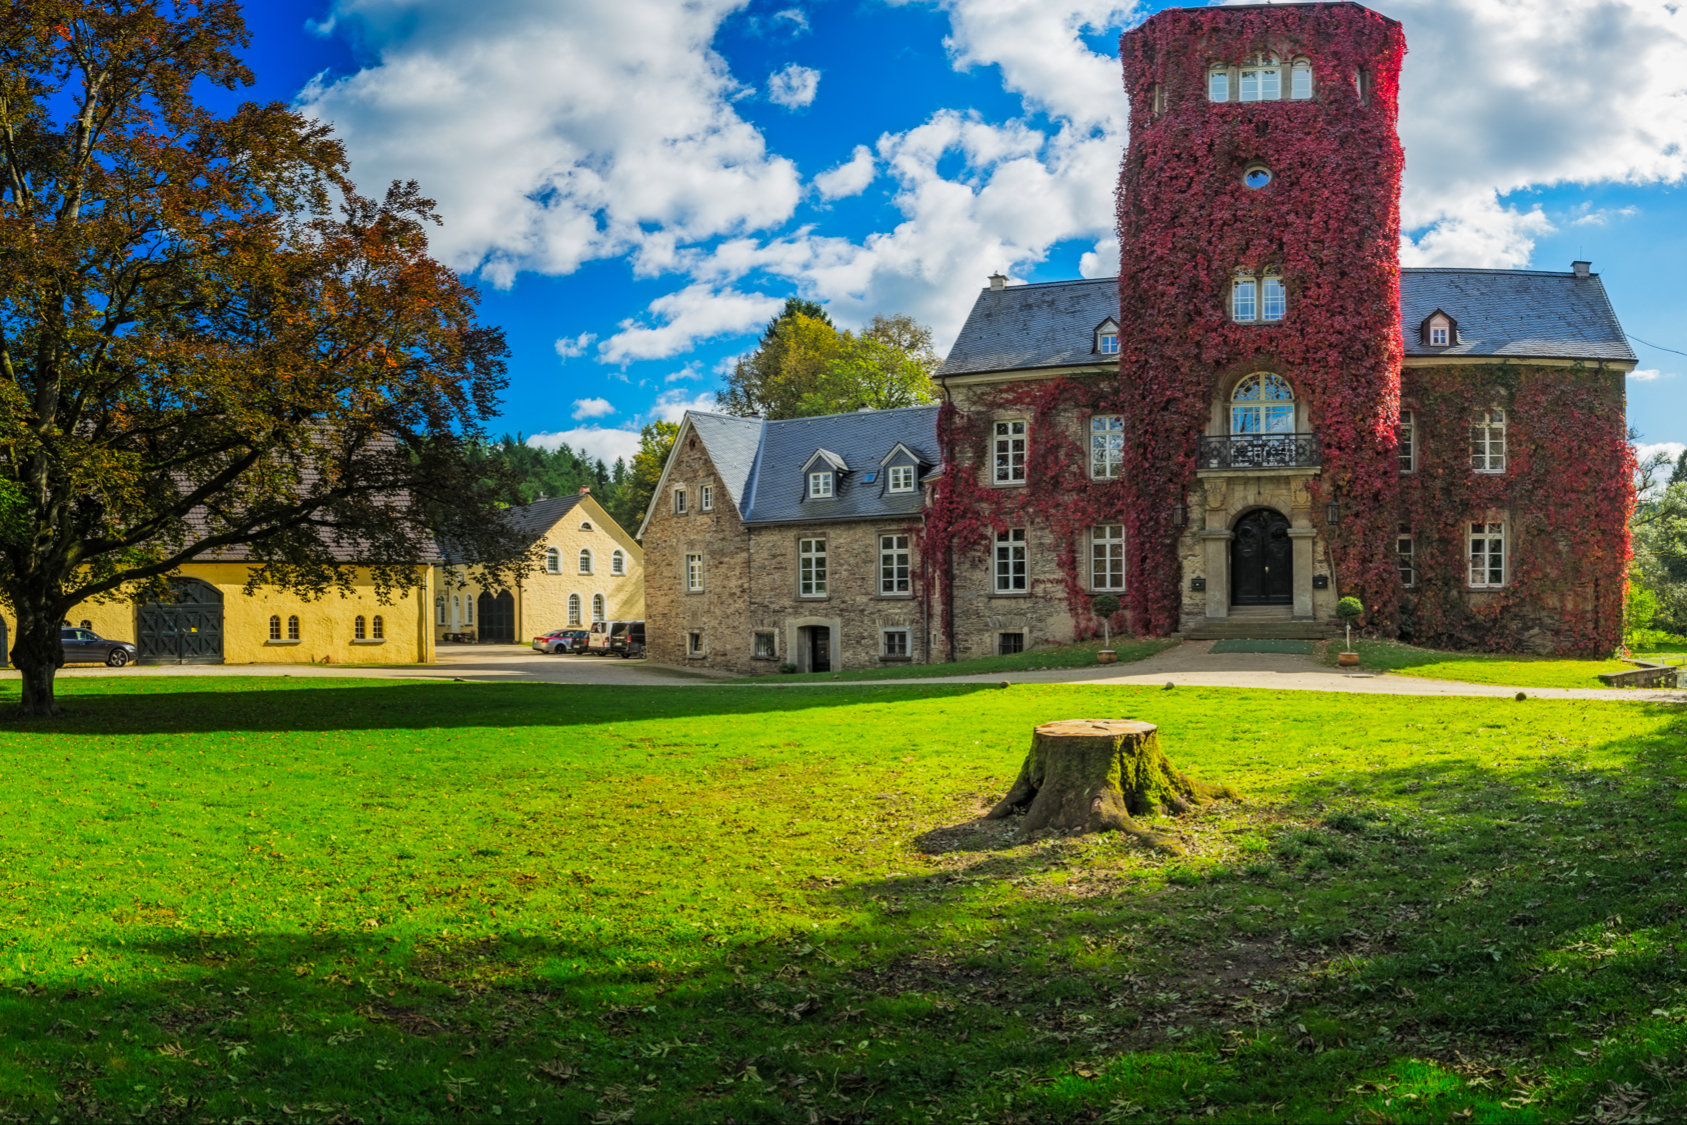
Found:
[986,720,1238,852]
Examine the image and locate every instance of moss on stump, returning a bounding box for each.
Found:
[985,719,1238,853]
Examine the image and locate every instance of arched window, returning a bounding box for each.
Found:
[579,548,593,575]
[1239,54,1281,103]
[354,615,366,640]
[435,597,445,625]
[269,614,281,640]
[1290,59,1313,100]
[372,615,384,640]
[1231,373,1295,434]
[545,547,560,574]
[568,593,582,626]
[1207,63,1229,102]
[79,619,91,630]
[580,521,593,531]
[466,594,473,624]
[592,593,605,623]
[287,615,300,640]
[612,549,625,576]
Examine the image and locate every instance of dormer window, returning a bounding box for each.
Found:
[1095,320,1120,354]
[1419,309,1458,347]
[888,465,915,493]
[1431,325,1448,346]
[808,471,833,499]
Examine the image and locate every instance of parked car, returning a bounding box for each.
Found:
[607,620,645,659]
[586,620,642,655]
[61,627,138,667]
[531,628,590,654]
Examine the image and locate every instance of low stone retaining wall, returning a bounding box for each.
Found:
[1597,661,1683,689]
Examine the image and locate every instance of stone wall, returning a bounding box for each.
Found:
[643,435,750,670]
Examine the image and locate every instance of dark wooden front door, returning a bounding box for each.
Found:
[477,590,516,643]
[809,626,831,673]
[1231,509,1293,607]
[136,578,224,664]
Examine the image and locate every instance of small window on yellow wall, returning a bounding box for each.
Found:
[568,593,582,626]
[592,593,605,623]
[372,615,384,640]
[435,598,445,625]
[79,619,91,630]
[354,615,366,640]
[612,549,625,575]
[269,615,281,640]
[545,547,560,573]
[579,548,593,575]
[287,615,300,641]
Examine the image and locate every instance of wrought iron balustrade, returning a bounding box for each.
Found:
[1197,432,1321,470]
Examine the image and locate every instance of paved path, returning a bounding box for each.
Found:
[16,641,1685,704]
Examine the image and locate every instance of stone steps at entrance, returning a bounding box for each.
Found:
[1182,618,1333,641]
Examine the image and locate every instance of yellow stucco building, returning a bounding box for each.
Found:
[433,490,644,645]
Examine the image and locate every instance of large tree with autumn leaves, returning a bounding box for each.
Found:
[0,0,525,714]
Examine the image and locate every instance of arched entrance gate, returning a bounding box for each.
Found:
[136,578,225,664]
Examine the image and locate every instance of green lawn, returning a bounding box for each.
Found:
[759,635,1175,682]
[1,677,1686,1122]
[1325,639,1640,688]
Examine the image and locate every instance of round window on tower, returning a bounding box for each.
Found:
[1243,165,1273,190]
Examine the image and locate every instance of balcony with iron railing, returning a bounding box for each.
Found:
[1196,432,1321,472]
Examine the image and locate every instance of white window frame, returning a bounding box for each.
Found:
[887,465,915,494]
[544,546,560,574]
[1090,415,1123,480]
[1231,372,1295,435]
[612,549,625,575]
[1397,532,1416,588]
[1231,277,1256,321]
[1097,329,1119,354]
[686,553,704,593]
[1239,56,1281,103]
[882,628,910,658]
[879,533,911,596]
[1207,66,1229,102]
[753,631,777,659]
[1399,410,1416,473]
[1092,525,1126,591]
[568,593,582,626]
[799,538,827,597]
[993,420,1027,485]
[1468,521,1506,588]
[1470,408,1506,473]
[592,593,606,623]
[673,488,687,515]
[1290,60,1312,100]
[995,528,1027,594]
[1430,324,1449,346]
[808,471,833,499]
[688,631,704,656]
[578,548,593,575]
[701,485,713,511]
[1261,276,1285,321]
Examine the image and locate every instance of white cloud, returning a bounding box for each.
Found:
[571,396,616,420]
[1637,441,1687,466]
[554,332,596,361]
[772,8,809,34]
[526,426,641,465]
[665,363,704,383]
[767,63,820,108]
[651,390,724,423]
[814,145,877,200]
[1630,369,1676,383]
[599,284,783,364]
[300,0,801,286]
[1079,236,1119,278]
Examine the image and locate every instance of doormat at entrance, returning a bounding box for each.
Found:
[1208,639,1315,655]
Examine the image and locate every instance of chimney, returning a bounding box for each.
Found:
[1572,260,1591,278]
[856,405,872,412]
[578,486,591,495]
[988,272,1007,292]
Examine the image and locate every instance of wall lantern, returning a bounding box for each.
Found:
[1326,501,1342,524]
[1172,504,1188,527]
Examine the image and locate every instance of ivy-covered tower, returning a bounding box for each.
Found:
[1116,2,1407,636]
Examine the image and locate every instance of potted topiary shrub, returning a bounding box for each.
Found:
[1093,594,1121,663]
[1336,596,1363,667]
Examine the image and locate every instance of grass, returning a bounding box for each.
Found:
[1323,639,1640,688]
[1,676,1686,1122]
[760,635,1175,682]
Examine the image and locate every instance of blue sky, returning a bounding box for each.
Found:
[231,0,1687,469]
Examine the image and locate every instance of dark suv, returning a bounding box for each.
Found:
[607,620,645,659]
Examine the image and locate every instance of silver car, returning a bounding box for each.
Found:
[61,627,138,667]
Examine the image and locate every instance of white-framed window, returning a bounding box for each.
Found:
[994,420,1027,484]
[673,488,687,515]
[580,521,593,532]
[1092,525,1125,590]
[355,615,366,640]
[568,593,582,626]
[287,615,300,641]
[1232,273,1284,322]
[686,553,704,592]
[808,471,833,499]
[544,547,561,573]
[1291,59,1312,100]
[372,615,384,640]
[612,549,625,575]
[1240,55,1281,102]
[995,528,1027,594]
[1090,415,1124,479]
[1471,408,1506,472]
[1208,65,1229,102]
[1399,410,1416,473]
[882,628,910,658]
[1468,521,1506,588]
[999,631,1025,655]
[1231,372,1295,434]
[578,548,593,575]
[1398,530,1416,588]
[466,594,473,624]
[701,485,713,511]
[799,538,827,597]
[688,631,704,655]
[592,593,606,622]
[453,594,460,623]
[435,598,445,626]
[880,534,911,595]
[1261,277,1285,321]
[754,631,776,659]
[269,614,281,640]
[888,465,915,493]
[1232,277,1256,321]
[1430,324,1449,346]
[1097,328,1119,354]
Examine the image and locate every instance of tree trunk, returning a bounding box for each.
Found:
[986,720,1238,853]
[13,599,65,717]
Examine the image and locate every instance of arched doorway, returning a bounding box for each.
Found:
[477,590,516,643]
[136,578,224,664]
[1231,509,1293,607]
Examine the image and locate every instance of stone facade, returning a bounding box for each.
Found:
[643,433,752,670]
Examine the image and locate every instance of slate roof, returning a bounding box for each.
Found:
[500,493,587,544]
[683,406,941,527]
[937,268,1635,376]
[1399,269,1634,361]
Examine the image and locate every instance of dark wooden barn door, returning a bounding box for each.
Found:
[477,590,516,643]
[1230,509,1293,607]
[809,626,831,673]
[136,578,225,664]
